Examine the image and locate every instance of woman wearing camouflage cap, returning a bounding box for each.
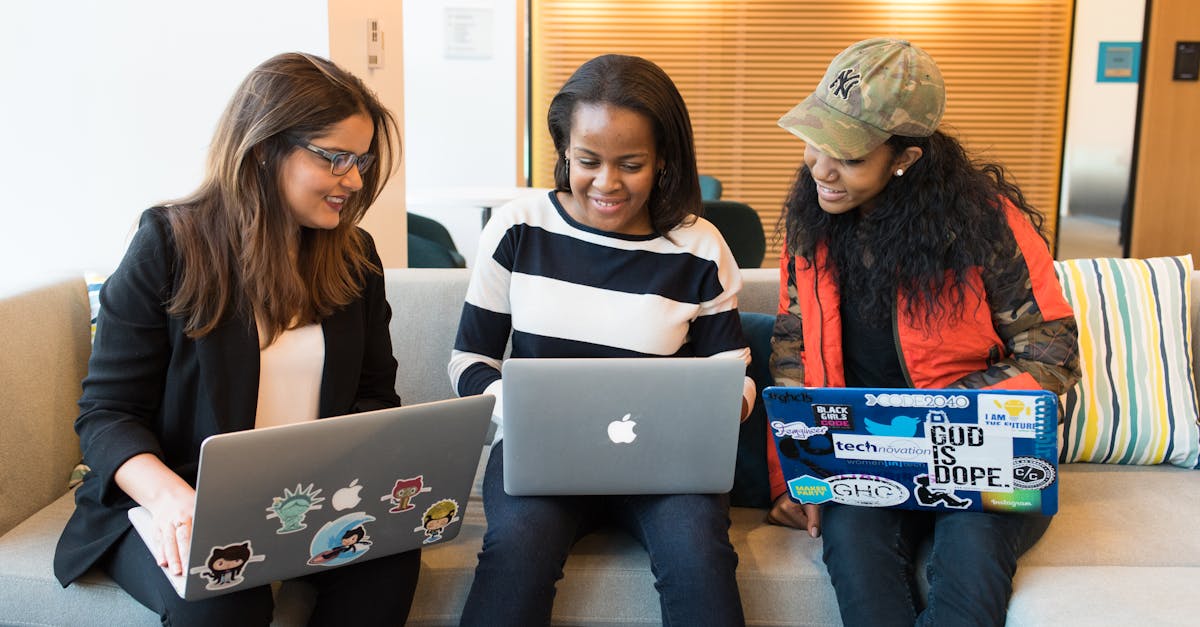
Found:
[765,38,1081,626]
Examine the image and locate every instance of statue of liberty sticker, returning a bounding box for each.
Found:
[265,483,325,534]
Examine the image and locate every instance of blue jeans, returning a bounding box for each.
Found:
[821,504,1051,627]
[460,441,745,627]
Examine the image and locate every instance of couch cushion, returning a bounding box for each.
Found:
[1055,256,1200,467]
[1008,566,1200,626]
[0,492,160,626]
[1021,464,1200,567]
[407,446,843,626]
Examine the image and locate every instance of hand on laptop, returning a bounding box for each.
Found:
[114,453,197,575]
[766,495,821,538]
[151,496,196,576]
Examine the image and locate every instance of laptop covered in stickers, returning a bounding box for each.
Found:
[762,386,1059,516]
[127,395,494,600]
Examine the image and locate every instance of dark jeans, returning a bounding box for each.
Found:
[459,440,745,627]
[102,526,420,626]
[821,504,1051,627]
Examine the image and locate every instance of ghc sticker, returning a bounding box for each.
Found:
[786,475,833,504]
[826,474,910,507]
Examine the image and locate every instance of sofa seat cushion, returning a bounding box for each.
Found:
[1021,463,1200,567]
[0,492,159,626]
[1008,566,1200,625]
[407,446,842,626]
[0,492,314,627]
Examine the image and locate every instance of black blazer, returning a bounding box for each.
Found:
[54,208,402,585]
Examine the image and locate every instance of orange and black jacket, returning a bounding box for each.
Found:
[766,200,1082,500]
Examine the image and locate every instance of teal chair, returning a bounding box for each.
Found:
[408,213,466,268]
[702,200,766,269]
[699,174,723,200]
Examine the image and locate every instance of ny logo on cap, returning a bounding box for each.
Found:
[829,68,861,100]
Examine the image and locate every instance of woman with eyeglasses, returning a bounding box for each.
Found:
[52,52,418,625]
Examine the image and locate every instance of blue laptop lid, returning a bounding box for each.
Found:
[763,387,1059,516]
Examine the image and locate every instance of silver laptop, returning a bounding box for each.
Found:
[501,358,745,495]
[128,395,494,600]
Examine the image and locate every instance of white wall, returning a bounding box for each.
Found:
[0,1,328,292]
[329,0,408,268]
[1060,0,1146,222]
[401,0,519,266]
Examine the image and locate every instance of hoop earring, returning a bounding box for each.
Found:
[895,168,904,177]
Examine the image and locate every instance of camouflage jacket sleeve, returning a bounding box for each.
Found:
[950,230,1081,394]
[768,251,806,387]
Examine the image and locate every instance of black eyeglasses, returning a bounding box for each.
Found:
[288,136,376,176]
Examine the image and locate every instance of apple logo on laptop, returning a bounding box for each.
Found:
[332,479,364,511]
[607,414,638,444]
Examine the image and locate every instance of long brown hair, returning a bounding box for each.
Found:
[163,52,399,343]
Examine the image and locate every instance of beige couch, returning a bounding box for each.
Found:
[2,267,1199,626]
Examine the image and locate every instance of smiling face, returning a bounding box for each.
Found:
[279,112,375,230]
[560,102,662,236]
[803,141,923,214]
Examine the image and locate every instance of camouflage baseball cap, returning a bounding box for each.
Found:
[778,38,945,159]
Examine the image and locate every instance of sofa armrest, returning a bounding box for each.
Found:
[0,277,91,536]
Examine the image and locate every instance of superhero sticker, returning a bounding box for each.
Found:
[416,499,460,544]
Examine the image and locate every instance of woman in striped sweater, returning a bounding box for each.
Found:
[450,54,753,627]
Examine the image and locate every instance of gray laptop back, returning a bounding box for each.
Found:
[501,358,744,495]
[130,395,493,600]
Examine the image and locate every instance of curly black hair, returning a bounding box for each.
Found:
[782,130,1047,328]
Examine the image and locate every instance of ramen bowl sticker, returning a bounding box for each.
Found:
[826,474,910,507]
[1012,457,1057,490]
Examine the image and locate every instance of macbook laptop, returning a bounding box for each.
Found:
[501,357,746,495]
[128,395,494,600]
[762,386,1059,515]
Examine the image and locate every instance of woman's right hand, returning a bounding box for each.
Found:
[766,494,822,538]
[114,453,197,575]
[148,488,197,575]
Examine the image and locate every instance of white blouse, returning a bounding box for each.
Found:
[254,322,324,429]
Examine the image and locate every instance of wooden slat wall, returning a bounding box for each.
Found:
[531,1,1072,265]
[1130,0,1200,259]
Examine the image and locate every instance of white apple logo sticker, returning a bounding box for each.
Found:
[607,413,638,444]
[332,479,364,511]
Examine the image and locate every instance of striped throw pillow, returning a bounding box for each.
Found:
[1055,256,1199,468]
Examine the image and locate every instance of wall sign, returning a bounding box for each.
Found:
[1097,42,1140,83]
